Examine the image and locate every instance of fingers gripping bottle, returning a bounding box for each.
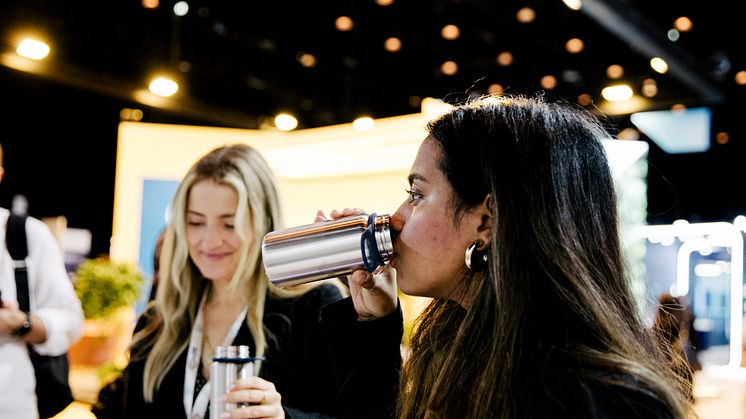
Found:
[210,345,262,417]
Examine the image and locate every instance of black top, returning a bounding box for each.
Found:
[96,289,675,419]
[535,372,677,419]
[319,298,676,419]
[93,285,404,419]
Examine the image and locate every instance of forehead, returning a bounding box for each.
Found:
[410,136,442,178]
[188,179,237,211]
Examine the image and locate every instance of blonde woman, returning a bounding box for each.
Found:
[121,144,346,418]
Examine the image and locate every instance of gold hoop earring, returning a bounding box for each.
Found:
[465,240,488,271]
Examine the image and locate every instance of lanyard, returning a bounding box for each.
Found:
[183,292,249,419]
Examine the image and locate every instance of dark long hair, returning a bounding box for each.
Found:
[398,96,691,418]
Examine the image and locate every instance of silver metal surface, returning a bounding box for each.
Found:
[211,345,256,414]
[211,346,229,419]
[224,346,239,411]
[262,214,394,287]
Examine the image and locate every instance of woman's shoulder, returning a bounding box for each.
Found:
[586,380,675,419]
[544,373,676,419]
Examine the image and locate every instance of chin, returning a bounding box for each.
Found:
[397,279,422,298]
[199,268,231,282]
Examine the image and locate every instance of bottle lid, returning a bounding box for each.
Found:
[238,345,250,358]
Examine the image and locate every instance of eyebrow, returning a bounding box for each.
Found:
[187,210,235,219]
[407,173,428,185]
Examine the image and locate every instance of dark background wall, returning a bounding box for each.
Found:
[0,66,203,257]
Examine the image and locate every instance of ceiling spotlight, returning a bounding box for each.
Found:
[667,29,680,42]
[173,1,189,16]
[496,51,513,66]
[606,64,624,79]
[735,70,746,85]
[120,108,143,121]
[540,75,557,90]
[601,84,633,101]
[335,16,354,32]
[375,0,394,5]
[516,7,536,23]
[297,53,316,68]
[178,60,192,72]
[563,0,582,10]
[650,57,669,74]
[149,77,179,97]
[561,69,582,84]
[577,93,592,106]
[440,61,458,76]
[441,25,460,40]
[715,132,730,145]
[16,38,50,60]
[384,37,402,52]
[142,0,159,9]
[641,79,657,97]
[565,38,584,54]
[488,83,503,95]
[674,16,693,32]
[353,117,374,131]
[274,113,298,131]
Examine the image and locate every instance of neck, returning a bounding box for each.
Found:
[207,279,242,306]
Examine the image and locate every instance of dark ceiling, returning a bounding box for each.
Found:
[0,0,744,257]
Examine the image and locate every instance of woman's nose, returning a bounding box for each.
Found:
[203,225,224,247]
[390,203,407,234]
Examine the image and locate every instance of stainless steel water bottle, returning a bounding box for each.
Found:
[261,213,394,287]
[223,346,241,411]
[210,346,229,419]
[211,345,261,417]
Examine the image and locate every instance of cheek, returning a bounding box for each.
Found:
[185,228,200,247]
[228,235,243,250]
[429,221,449,243]
[231,227,250,249]
[405,219,455,255]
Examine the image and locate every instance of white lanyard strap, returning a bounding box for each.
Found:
[183,292,249,418]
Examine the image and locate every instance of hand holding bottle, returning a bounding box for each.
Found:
[315,208,398,321]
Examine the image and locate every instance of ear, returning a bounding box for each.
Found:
[474,194,493,248]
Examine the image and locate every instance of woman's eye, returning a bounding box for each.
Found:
[224,224,235,229]
[405,188,422,203]
[187,220,204,226]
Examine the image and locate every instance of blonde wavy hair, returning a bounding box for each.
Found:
[131,144,310,401]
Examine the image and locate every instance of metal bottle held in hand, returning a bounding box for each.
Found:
[210,345,263,418]
[261,213,394,287]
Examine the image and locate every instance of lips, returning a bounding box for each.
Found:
[202,251,231,261]
[388,253,398,268]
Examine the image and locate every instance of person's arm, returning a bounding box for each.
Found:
[25,217,84,355]
[0,299,48,344]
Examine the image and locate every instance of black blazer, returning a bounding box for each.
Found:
[94,283,404,419]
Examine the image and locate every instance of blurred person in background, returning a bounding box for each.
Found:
[0,142,84,418]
